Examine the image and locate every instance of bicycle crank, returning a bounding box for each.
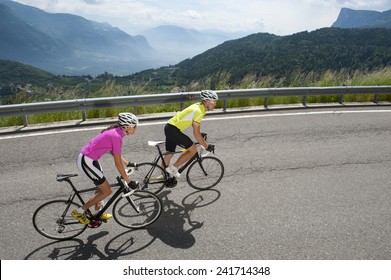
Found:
[165,177,178,188]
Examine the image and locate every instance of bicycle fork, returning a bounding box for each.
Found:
[181,154,209,176]
[197,158,209,176]
[122,192,141,213]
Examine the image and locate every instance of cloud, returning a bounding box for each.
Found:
[184,10,203,20]
[82,0,103,4]
[11,0,391,36]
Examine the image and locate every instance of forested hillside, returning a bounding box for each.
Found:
[171,28,391,85]
[1,27,391,105]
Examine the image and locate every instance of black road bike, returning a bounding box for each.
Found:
[128,133,224,194]
[33,174,162,240]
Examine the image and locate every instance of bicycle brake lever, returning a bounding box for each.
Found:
[200,146,211,158]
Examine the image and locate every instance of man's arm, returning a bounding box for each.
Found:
[192,121,208,149]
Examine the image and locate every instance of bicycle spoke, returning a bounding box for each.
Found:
[113,191,162,229]
[131,163,166,194]
[33,200,87,240]
[186,157,225,190]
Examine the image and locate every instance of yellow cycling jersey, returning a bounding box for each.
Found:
[168,103,206,131]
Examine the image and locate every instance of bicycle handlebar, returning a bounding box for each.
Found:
[200,145,215,157]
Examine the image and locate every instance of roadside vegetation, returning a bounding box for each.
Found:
[1,66,390,128]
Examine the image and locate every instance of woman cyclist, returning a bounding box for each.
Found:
[163,90,218,178]
[72,112,139,224]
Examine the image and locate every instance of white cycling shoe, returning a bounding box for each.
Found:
[166,166,181,178]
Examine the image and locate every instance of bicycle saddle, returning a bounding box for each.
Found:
[148,140,165,147]
[56,173,78,181]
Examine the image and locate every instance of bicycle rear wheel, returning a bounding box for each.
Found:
[131,162,166,194]
[33,200,87,240]
[186,156,225,190]
[113,190,162,229]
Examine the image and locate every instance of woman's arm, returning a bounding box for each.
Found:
[113,153,130,183]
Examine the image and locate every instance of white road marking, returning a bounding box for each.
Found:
[1,109,390,140]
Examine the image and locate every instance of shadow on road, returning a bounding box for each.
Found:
[25,188,221,259]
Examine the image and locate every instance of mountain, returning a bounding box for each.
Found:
[141,25,248,65]
[0,0,158,75]
[170,28,391,85]
[0,0,248,76]
[332,8,391,28]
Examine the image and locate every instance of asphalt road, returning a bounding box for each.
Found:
[1,107,390,260]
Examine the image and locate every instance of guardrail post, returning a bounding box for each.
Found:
[23,115,28,127]
[223,100,227,112]
[339,95,344,105]
[82,110,87,121]
[302,96,307,107]
[374,94,378,104]
[264,97,269,109]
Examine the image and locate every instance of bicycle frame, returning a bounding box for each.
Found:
[156,146,198,174]
[131,132,224,193]
[58,175,139,223]
[152,140,209,176]
[33,174,163,240]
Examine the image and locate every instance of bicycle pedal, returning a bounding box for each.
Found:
[88,220,102,228]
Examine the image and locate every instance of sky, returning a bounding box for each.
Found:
[10,0,391,36]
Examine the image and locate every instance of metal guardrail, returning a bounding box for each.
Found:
[1,86,390,126]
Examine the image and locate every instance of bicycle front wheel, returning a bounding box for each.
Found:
[33,200,87,240]
[131,162,167,194]
[113,190,162,229]
[186,156,225,190]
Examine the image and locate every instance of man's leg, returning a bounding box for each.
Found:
[163,153,174,168]
[173,143,197,168]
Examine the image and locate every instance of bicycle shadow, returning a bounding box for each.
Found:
[146,189,221,249]
[24,188,221,259]
[24,229,157,260]
[25,231,116,260]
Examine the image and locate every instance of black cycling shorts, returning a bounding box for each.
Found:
[164,123,193,152]
[76,153,106,185]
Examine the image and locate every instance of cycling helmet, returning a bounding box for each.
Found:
[118,112,139,127]
[200,90,218,101]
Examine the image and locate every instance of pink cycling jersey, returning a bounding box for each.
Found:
[81,126,125,160]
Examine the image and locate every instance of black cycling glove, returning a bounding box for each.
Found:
[206,144,215,152]
[128,180,139,190]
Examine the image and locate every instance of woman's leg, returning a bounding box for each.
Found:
[81,180,112,211]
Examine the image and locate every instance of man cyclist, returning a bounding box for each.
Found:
[72,112,139,224]
[163,90,218,178]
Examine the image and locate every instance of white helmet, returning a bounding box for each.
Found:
[118,113,139,127]
[200,90,218,101]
